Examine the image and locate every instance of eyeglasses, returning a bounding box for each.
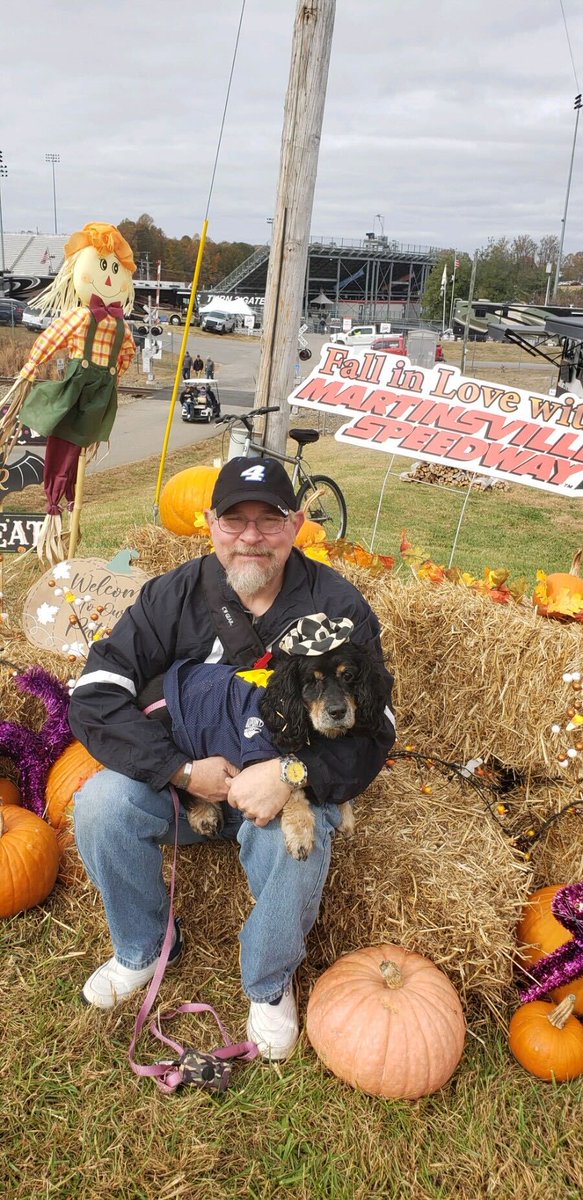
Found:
[216,513,287,535]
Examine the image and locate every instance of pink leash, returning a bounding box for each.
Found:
[128,785,259,1094]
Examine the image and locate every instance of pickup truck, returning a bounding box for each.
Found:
[329,324,386,347]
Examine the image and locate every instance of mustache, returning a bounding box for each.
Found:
[232,547,273,558]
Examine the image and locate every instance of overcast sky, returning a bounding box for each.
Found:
[2,0,583,256]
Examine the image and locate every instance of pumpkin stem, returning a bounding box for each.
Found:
[547,994,577,1028]
[570,550,582,578]
[301,488,325,516]
[379,960,404,989]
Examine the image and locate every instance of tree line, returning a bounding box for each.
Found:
[117,213,255,289]
[422,235,583,320]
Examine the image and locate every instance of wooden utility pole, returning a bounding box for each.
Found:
[255,0,336,455]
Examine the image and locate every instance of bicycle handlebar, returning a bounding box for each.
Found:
[214,405,280,427]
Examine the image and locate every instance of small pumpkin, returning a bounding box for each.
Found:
[44,740,103,829]
[0,805,60,917]
[509,994,583,1081]
[517,885,582,1013]
[0,778,21,806]
[294,517,326,548]
[306,943,466,1099]
[534,550,583,620]
[159,465,220,537]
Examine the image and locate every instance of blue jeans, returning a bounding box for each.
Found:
[73,770,343,1002]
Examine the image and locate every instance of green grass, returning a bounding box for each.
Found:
[3,417,583,1200]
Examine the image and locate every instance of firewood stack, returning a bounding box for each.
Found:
[400,461,508,490]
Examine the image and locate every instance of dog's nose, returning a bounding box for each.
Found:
[328,702,348,720]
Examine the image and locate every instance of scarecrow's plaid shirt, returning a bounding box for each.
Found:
[20,308,136,380]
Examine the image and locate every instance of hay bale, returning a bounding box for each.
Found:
[335,566,582,780]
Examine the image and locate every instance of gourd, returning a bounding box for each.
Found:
[534,550,583,619]
[509,995,583,1081]
[306,944,466,1099]
[44,740,103,829]
[294,518,326,548]
[0,805,60,917]
[517,885,582,1013]
[159,465,220,537]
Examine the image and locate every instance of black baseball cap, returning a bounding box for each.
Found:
[211,456,298,517]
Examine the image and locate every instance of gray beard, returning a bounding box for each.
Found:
[225,556,279,597]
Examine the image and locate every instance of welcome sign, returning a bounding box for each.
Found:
[288,346,583,496]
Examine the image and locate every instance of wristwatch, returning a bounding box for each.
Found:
[279,755,308,788]
[174,760,194,791]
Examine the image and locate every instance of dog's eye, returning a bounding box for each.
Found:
[341,669,356,683]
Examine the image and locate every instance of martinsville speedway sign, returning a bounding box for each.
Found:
[287,345,583,497]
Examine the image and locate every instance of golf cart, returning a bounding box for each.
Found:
[181,380,221,423]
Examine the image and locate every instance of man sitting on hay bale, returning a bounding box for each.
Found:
[68,457,395,1060]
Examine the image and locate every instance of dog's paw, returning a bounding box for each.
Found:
[282,810,316,859]
[337,802,355,837]
[185,803,224,838]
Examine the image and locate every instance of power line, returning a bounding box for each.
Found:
[204,0,246,221]
[559,0,580,92]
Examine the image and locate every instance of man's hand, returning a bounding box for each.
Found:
[171,757,239,804]
[227,759,291,827]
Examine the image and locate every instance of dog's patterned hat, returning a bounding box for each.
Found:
[279,613,354,656]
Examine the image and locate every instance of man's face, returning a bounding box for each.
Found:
[206,500,304,596]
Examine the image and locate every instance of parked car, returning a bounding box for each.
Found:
[22,306,54,332]
[180,381,220,423]
[371,334,445,362]
[371,335,408,355]
[200,310,236,335]
[0,298,25,326]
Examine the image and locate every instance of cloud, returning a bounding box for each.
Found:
[2,0,583,253]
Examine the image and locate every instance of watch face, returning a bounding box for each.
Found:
[283,757,307,785]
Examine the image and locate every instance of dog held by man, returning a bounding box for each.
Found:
[142,613,393,859]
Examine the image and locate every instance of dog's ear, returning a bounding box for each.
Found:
[353,652,394,735]
[259,656,311,752]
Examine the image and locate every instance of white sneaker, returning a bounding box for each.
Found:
[246,984,299,1060]
[81,919,183,1010]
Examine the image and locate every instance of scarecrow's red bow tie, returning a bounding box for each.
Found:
[89,293,125,322]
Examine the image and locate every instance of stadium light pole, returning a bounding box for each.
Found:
[0,151,7,294]
[45,152,60,234]
[553,95,582,302]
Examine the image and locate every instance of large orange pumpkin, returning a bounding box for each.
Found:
[159,465,220,537]
[516,886,582,1013]
[509,994,583,1081]
[44,740,103,829]
[306,944,466,1099]
[0,805,60,917]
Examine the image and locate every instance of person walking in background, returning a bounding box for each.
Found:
[192,354,204,377]
[182,351,192,380]
[205,356,215,379]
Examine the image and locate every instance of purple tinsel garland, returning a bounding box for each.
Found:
[520,882,583,1002]
[0,667,73,816]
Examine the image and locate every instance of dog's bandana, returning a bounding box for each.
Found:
[279,613,355,657]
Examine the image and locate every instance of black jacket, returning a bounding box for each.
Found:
[68,549,395,804]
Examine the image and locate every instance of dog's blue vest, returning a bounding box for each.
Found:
[163,660,277,768]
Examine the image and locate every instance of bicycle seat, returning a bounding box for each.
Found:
[289,428,320,446]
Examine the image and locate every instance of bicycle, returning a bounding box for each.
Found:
[214,406,348,540]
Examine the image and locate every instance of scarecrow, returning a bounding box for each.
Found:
[0,222,137,561]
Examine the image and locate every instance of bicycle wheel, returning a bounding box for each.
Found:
[296,474,347,540]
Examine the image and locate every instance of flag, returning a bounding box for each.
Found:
[455,258,460,269]
[41,249,50,265]
[440,264,448,297]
